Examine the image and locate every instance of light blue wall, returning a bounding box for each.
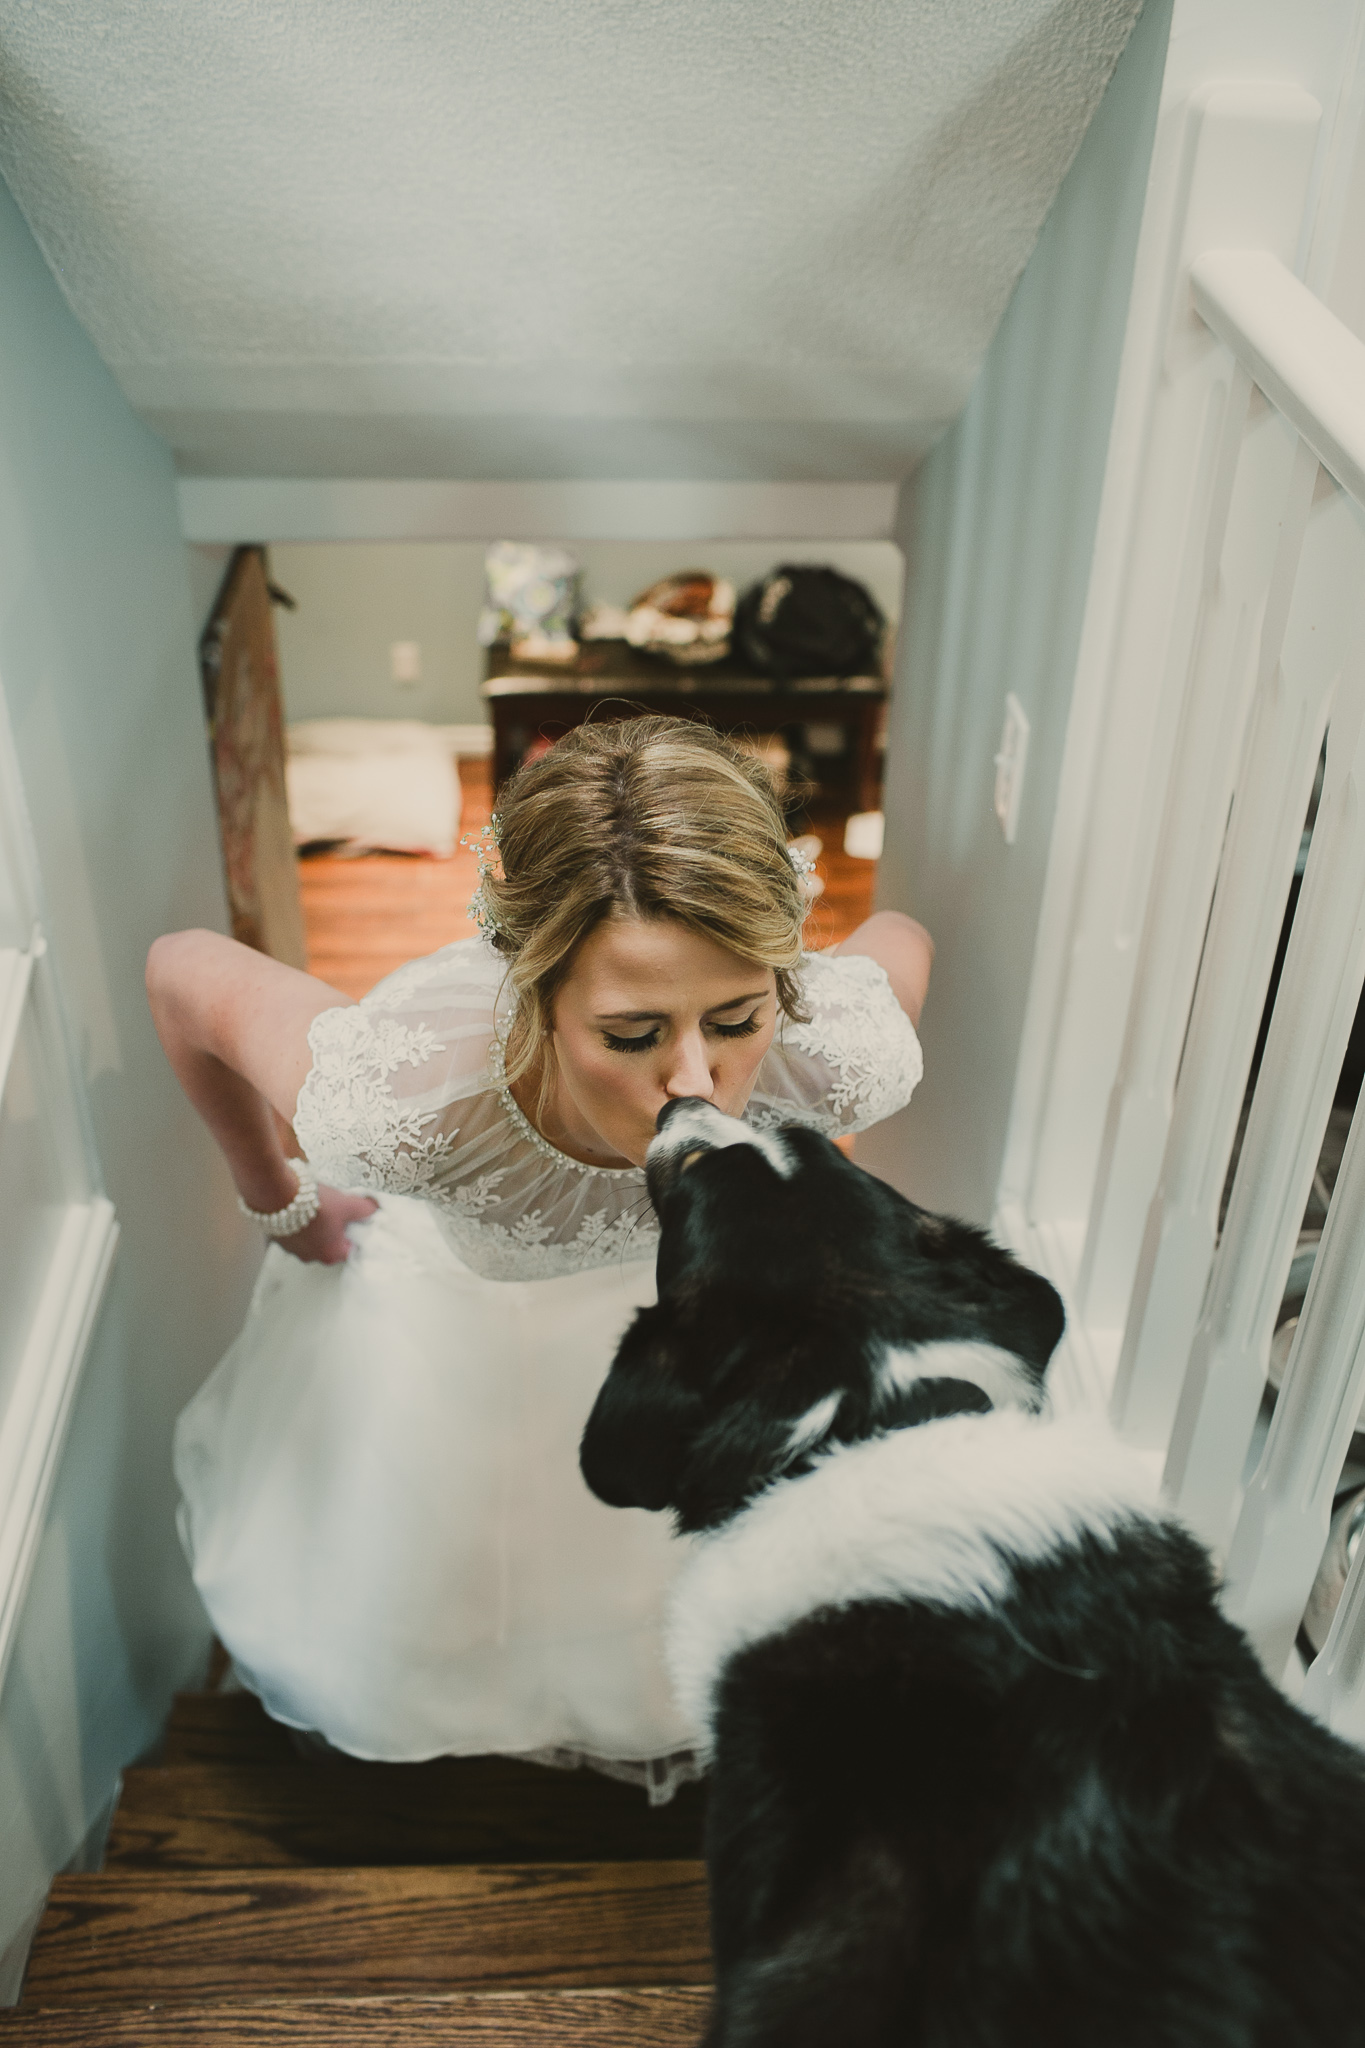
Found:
[860,0,1173,1223]
[0,181,259,1995]
[268,539,905,726]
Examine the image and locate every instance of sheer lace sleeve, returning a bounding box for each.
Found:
[292,937,658,1280]
[746,948,923,1139]
[293,938,506,1197]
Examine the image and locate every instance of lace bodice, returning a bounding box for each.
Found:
[294,937,922,1280]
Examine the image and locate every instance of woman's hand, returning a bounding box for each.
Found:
[272,1186,379,1266]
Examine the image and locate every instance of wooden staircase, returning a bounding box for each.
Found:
[1,1687,712,2043]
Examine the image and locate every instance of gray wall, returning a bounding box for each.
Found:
[0,181,258,1995]
[268,540,905,726]
[860,0,1172,1223]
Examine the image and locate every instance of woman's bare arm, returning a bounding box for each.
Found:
[835,910,934,1028]
[146,929,377,1263]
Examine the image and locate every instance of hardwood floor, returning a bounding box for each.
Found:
[297,761,494,1000]
[8,1687,711,2043]
[298,762,878,1000]
[26,1864,710,2007]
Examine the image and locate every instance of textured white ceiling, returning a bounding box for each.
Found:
[0,0,1143,481]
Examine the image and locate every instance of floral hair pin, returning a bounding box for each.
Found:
[461,815,506,939]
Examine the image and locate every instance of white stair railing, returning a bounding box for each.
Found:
[1107,428,1326,1452]
[1086,406,1315,1377]
[1111,253,1365,1545]
[1223,1091,1365,1680]
[1095,243,1365,1724]
[1163,604,1365,1548]
[991,74,1365,1720]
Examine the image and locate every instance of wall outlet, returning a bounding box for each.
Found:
[390,640,422,685]
[993,693,1029,845]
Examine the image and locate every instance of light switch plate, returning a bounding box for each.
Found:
[390,640,422,685]
[994,693,1029,845]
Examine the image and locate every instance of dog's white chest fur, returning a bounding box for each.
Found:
[666,1400,1159,1744]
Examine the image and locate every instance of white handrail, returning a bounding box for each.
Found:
[1191,250,1365,510]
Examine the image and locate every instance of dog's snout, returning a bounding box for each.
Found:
[646,1098,717,1211]
[647,1099,797,1197]
[653,1096,712,1138]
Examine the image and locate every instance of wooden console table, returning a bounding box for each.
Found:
[482,641,886,811]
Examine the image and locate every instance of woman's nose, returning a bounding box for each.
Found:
[663,1033,715,1100]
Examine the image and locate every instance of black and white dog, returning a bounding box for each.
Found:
[580,1099,1365,2048]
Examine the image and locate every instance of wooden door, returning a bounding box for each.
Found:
[200,547,306,968]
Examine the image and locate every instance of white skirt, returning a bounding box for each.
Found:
[174,1195,699,1785]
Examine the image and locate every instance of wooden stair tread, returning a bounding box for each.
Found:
[21,1864,711,2010]
[160,1692,300,1767]
[107,1761,704,1868]
[0,1987,710,2043]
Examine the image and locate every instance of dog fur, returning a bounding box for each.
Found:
[580,1100,1365,2048]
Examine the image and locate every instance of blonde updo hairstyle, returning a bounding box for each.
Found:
[482,716,809,1108]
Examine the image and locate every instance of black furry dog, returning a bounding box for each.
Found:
[580,1099,1365,2048]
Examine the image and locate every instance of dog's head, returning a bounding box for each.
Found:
[579,1099,1066,1533]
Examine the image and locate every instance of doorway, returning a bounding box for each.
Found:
[196,538,905,998]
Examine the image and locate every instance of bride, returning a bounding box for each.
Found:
[147,715,932,1797]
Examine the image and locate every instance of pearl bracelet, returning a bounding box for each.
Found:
[237,1158,320,1238]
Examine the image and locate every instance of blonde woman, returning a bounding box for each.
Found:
[149,717,932,1792]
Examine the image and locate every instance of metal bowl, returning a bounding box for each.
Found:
[1303,1486,1365,1655]
[1265,1234,1323,1397]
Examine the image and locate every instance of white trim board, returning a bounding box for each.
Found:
[0,1199,118,1700]
[177,477,901,545]
[0,669,120,1706]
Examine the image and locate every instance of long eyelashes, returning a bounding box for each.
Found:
[712,1014,763,1041]
[601,1013,764,1055]
[602,1029,661,1054]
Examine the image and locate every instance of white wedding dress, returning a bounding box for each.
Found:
[175,936,922,1793]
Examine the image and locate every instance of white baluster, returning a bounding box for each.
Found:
[1164,509,1365,1547]
[1110,443,1327,1447]
[1079,377,1291,1332]
[1222,1095,1365,1676]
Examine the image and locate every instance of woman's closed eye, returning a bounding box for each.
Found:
[601,1027,662,1054]
[600,1011,764,1055]
[710,1011,764,1040]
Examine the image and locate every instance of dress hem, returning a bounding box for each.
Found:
[232,1668,705,1805]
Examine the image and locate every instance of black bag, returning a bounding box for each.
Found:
[733,564,885,681]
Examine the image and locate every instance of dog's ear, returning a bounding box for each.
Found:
[579,1310,707,1512]
[1011,1265,1066,1372]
